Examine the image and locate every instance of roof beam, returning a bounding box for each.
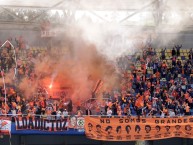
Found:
[119,0,157,23]
[28,0,66,22]
[0,6,24,21]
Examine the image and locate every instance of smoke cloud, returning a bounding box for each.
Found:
[17,33,120,104]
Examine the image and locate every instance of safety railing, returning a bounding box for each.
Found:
[0,114,191,119]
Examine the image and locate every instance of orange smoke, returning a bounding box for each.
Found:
[18,36,120,104]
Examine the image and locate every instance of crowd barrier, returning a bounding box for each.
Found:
[1,115,193,141]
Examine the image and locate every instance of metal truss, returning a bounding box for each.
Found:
[0,0,192,30]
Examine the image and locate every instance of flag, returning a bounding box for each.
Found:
[93,80,103,94]
[135,95,144,108]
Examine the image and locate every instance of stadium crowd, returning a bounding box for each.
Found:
[0,37,72,119]
[0,37,193,119]
[105,45,193,117]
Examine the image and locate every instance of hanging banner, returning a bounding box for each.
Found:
[15,117,68,131]
[85,116,193,141]
[77,116,85,132]
[68,116,85,130]
[68,115,77,129]
[0,117,11,135]
[15,116,84,131]
[77,117,85,129]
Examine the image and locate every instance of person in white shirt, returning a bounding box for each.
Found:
[169,109,175,117]
[11,109,17,116]
[160,110,165,118]
[63,109,68,117]
[56,109,61,120]
[107,107,112,116]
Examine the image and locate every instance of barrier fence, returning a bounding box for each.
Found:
[1,115,193,141]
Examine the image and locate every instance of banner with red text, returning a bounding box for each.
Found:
[85,116,193,141]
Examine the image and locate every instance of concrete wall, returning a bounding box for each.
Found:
[0,29,71,49]
[1,30,193,49]
[1,135,193,145]
[0,30,43,46]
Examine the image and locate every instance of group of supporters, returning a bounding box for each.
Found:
[0,36,193,119]
[0,37,73,120]
[104,45,193,117]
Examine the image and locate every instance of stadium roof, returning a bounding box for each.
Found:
[0,0,157,10]
[0,0,193,10]
[0,0,64,8]
[0,0,193,31]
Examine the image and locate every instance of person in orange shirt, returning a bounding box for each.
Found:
[162,61,167,69]
[155,71,160,79]
[129,74,134,81]
[135,94,144,108]
[184,103,190,116]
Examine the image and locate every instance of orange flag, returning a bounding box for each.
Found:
[135,95,144,108]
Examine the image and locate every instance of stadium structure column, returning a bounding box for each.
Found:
[19,135,26,145]
[135,140,153,145]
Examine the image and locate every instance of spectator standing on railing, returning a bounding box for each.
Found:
[10,102,17,117]
[63,109,68,117]
[56,109,62,120]
[35,105,41,118]
[27,101,36,117]
[39,96,46,115]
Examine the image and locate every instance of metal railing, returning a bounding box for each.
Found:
[0,114,191,118]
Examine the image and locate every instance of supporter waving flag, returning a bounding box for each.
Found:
[135,94,144,108]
